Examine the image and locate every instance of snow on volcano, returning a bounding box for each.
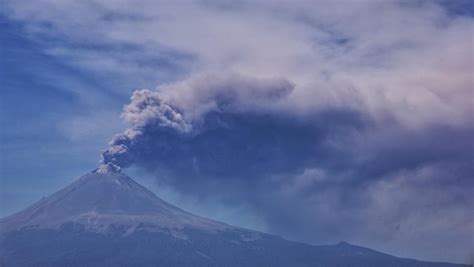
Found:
[0,168,466,267]
[0,166,231,237]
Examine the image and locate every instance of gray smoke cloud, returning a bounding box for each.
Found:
[100,74,295,171]
[99,72,473,264]
[100,89,192,172]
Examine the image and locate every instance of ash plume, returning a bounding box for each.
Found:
[99,74,295,171]
[98,72,473,264]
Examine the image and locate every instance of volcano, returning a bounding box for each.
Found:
[0,167,467,267]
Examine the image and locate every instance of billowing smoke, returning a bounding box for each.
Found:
[99,73,473,263]
[99,74,296,172]
[100,90,192,172]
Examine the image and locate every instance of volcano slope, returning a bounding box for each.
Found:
[0,168,467,267]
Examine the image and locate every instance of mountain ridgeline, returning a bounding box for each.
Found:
[0,167,467,267]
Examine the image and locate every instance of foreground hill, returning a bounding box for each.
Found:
[0,167,467,267]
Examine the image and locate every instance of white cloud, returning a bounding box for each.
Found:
[5,0,472,129]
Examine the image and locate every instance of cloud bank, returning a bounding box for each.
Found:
[3,0,473,263]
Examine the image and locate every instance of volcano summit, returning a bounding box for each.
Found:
[0,168,467,267]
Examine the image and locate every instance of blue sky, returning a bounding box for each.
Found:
[1,0,473,264]
[1,15,125,215]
